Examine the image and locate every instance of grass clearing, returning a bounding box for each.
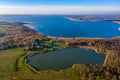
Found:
[0,27,5,34]
[0,48,80,80]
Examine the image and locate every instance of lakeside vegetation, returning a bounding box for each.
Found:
[0,28,5,34]
[0,48,120,80]
[0,21,120,80]
[0,26,5,35]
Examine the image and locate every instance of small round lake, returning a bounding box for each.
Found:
[27,48,105,71]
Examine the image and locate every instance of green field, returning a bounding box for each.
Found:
[0,48,119,80]
[0,48,81,80]
[0,27,5,34]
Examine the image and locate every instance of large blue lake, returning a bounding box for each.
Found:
[0,15,120,38]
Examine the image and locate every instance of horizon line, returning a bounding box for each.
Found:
[0,5,120,15]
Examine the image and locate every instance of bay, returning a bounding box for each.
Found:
[0,15,120,38]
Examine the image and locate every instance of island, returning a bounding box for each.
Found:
[0,21,120,80]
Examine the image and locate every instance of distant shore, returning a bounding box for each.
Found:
[113,21,120,24]
[66,17,120,22]
[67,17,82,22]
[113,21,120,31]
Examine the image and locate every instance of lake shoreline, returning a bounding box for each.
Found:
[26,48,105,71]
[0,21,120,73]
[113,21,120,24]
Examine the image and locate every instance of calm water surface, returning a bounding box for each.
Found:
[27,48,105,71]
[0,15,120,38]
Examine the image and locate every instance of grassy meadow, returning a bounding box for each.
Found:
[0,48,81,80]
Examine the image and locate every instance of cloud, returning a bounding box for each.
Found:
[0,5,120,14]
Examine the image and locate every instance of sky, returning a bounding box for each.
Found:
[0,0,120,15]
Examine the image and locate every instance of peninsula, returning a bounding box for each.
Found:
[113,21,120,24]
[66,16,120,22]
